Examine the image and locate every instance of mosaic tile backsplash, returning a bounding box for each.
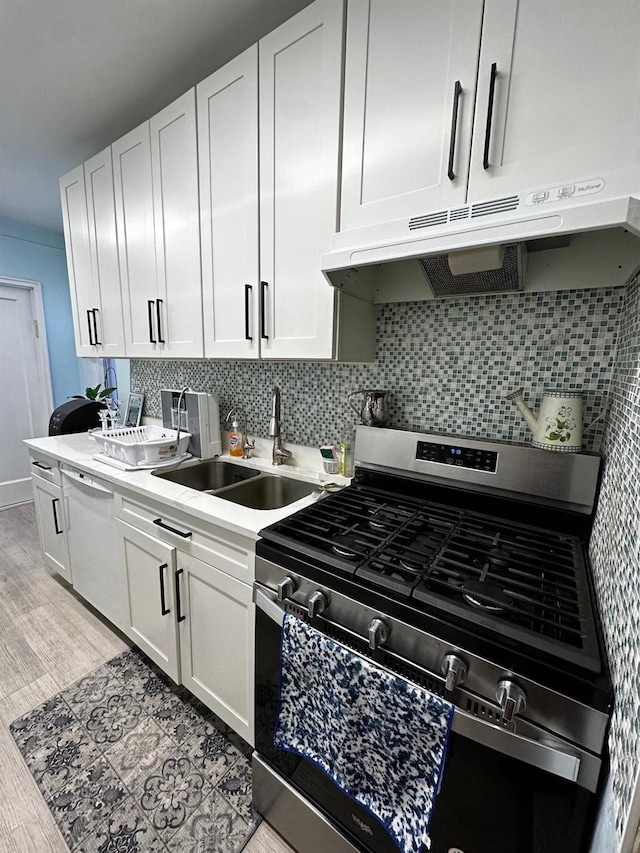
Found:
[131,287,624,453]
[589,273,640,849]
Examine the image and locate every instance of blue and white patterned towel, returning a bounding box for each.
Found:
[274,614,454,853]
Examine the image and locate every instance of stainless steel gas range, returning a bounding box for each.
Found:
[252,427,613,853]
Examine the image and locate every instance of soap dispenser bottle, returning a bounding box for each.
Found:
[228,417,244,457]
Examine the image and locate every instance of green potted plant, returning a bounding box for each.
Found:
[71,383,116,401]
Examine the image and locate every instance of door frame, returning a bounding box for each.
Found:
[0,276,54,434]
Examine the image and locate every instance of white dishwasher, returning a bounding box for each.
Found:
[61,465,124,630]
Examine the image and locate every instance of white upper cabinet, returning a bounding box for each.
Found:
[198,46,260,359]
[60,156,125,357]
[340,0,640,230]
[150,91,203,358]
[467,0,640,201]
[340,0,484,231]
[258,0,346,360]
[198,0,370,361]
[114,90,203,359]
[112,123,158,357]
[84,149,126,356]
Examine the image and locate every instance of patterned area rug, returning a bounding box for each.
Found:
[9,647,260,852]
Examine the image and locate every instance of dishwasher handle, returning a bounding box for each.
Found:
[61,467,113,494]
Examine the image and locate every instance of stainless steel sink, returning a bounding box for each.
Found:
[152,459,261,492]
[216,474,317,510]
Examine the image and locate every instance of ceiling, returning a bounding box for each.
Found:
[1,0,313,234]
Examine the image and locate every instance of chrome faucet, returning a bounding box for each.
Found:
[268,386,292,466]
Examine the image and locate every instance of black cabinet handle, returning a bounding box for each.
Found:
[147,300,156,343]
[152,518,193,538]
[32,460,52,471]
[92,309,101,345]
[175,568,186,622]
[156,299,165,343]
[483,62,498,170]
[87,310,95,345]
[52,498,62,535]
[159,563,170,615]
[244,284,253,341]
[260,281,268,340]
[447,80,462,181]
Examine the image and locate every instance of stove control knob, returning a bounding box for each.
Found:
[368,618,389,650]
[277,576,295,603]
[307,591,328,619]
[496,679,527,723]
[441,654,468,693]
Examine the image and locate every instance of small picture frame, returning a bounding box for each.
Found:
[123,393,144,428]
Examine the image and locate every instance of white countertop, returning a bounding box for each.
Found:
[24,433,350,540]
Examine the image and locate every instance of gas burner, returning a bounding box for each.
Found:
[367,506,409,530]
[460,579,512,612]
[397,557,424,574]
[330,532,369,560]
[487,547,512,567]
[369,517,393,532]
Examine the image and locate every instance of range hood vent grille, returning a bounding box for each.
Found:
[409,210,448,230]
[471,196,520,218]
[450,206,470,221]
[409,196,521,232]
[419,243,525,297]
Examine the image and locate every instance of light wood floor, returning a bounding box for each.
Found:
[0,502,294,853]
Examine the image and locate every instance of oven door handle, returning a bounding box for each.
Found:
[254,584,589,789]
[452,709,580,784]
[254,585,285,626]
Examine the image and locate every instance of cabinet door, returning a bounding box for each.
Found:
[259,0,343,360]
[340,0,483,231]
[84,148,126,357]
[468,0,640,202]
[117,520,180,683]
[177,552,255,745]
[60,165,100,357]
[150,90,204,359]
[31,475,70,583]
[198,46,260,359]
[113,123,159,357]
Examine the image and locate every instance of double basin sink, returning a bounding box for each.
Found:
[152,458,318,510]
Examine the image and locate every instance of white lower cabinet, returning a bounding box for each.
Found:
[177,551,254,744]
[116,516,255,745]
[31,473,71,583]
[117,520,180,682]
[30,465,257,745]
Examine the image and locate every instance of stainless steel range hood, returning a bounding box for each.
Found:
[322,172,640,301]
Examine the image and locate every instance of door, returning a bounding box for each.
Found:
[0,282,52,507]
[150,89,204,358]
[259,0,343,359]
[113,122,159,357]
[32,476,70,581]
[198,46,260,359]
[84,148,126,357]
[340,0,484,231]
[468,0,640,201]
[60,165,99,356]
[178,552,255,745]
[117,520,180,682]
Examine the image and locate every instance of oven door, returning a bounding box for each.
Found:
[254,584,601,853]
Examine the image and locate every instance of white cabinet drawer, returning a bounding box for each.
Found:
[114,491,254,584]
[29,453,62,486]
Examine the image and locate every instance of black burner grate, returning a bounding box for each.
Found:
[262,482,597,667]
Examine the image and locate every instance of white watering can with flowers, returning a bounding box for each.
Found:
[507,388,604,453]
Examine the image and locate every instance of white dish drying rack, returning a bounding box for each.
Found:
[91,425,192,467]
